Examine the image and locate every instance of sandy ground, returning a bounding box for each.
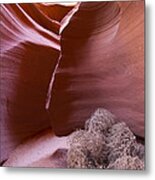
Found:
[3,129,69,168]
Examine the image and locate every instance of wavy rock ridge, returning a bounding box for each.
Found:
[49,1,144,138]
[0,1,144,165]
[0,3,73,162]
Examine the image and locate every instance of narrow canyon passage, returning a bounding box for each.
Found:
[0,1,144,167]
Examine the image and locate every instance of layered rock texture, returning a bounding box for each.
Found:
[49,1,144,138]
[0,3,73,162]
[0,1,144,168]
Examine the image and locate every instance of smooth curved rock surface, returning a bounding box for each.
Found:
[0,1,144,165]
[49,1,144,137]
[0,3,72,162]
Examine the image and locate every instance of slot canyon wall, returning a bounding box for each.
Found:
[0,1,144,163]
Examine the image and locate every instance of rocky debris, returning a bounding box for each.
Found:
[67,108,145,170]
[85,108,116,134]
[107,155,144,170]
[67,129,105,169]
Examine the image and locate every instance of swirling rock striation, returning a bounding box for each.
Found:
[0,1,144,165]
[49,1,144,138]
[0,3,72,162]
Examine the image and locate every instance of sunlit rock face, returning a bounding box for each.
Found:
[49,1,144,138]
[35,3,76,23]
[0,3,72,162]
